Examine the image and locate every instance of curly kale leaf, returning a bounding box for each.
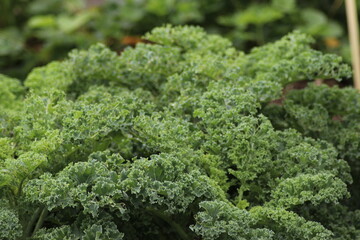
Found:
[145,25,234,53]
[67,43,122,95]
[32,217,124,240]
[24,156,126,218]
[0,74,24,110]
[250,206,333,240]
[240,31,351,84]
[299,204,360,240]
[120,153,226,213]
[0,152,47,199]
[191,200,274,240]
[0,205,22,239]
[263,84,360,209]
[24,61,74,94]
[24,152,225,239]
[269,172,349,208]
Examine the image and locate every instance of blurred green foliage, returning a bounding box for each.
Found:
[0,0,354,79]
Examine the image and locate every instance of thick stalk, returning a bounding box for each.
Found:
[346,0,360,90]
[24,207,42,238]
[32,207,48,236]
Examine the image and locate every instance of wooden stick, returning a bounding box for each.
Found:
[346,0,360,90]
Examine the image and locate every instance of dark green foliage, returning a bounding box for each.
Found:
[263,84,360,210]
[0,25,358,239]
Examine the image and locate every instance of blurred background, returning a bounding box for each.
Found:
[0,0,354,80]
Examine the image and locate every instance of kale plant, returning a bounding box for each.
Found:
[0,25,358,240]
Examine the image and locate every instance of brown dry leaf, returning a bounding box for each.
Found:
[324,37,340,49]
[121,36,154,46]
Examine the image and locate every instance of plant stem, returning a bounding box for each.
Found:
[24,207,41,238]
[32,207,48,237]
[346,0,360,90]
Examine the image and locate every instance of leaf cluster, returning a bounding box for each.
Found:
[0,25,358,239]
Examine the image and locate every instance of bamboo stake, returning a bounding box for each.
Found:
[346,0,360,90]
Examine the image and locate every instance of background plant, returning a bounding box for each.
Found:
[0,0,356,81]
